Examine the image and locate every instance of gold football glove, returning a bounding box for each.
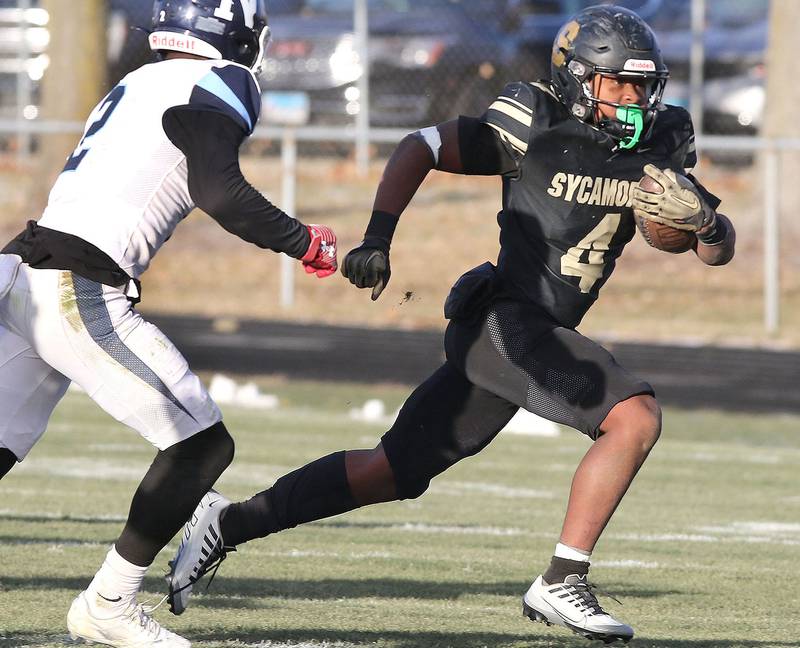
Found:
[632,164,716,232]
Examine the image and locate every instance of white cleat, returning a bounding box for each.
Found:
[522,574,633,644]
[67,590,190,647]
[166,489,232,616]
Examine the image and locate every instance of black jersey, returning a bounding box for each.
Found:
[480,81,715,328]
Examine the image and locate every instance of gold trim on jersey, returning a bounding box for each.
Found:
[488,98,532,127]
[486,122,528,155]
[485,94,533,155]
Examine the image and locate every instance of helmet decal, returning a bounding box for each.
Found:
[552,21,580,68]
[623,59,657,72]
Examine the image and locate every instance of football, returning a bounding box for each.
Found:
[634,174,695,254]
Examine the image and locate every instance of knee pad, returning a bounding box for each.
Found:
[395,473,431,501]
[0,447,17,479]
[161,421,234,484]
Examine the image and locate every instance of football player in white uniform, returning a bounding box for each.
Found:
[0,1,336,645]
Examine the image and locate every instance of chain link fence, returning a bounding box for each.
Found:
[0,0,797,344]
[0,0,771,146]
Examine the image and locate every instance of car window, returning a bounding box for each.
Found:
[270,0,304,13]
[647,0,768,31]
[516,0,662,18]
[302,0,499,14]
[706,0,769,26]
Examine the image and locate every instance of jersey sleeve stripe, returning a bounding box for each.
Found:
[196,72,253,132]
[496,95,533,117]
[484,107,530,152]
[487,99,533,128]
[485,122,528,155]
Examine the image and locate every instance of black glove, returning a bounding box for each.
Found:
[341,235,391,301]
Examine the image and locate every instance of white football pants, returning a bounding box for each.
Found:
[0,254,221,461]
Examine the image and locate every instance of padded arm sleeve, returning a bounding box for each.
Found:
[162,106,310,258]
[458,116,519,177]
[479,81,535,171]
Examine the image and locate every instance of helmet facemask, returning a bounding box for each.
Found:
[248,22,272,74]
[230,21,271,72]
[570,62,668,149]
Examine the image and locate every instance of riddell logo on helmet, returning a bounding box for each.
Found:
[150,33,197,51]
[624,59,656,72]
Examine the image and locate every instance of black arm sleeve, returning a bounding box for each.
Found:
[686,173,722,211]
[162,107,310,258]
[457,116,519,177]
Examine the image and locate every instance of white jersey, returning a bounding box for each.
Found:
[38,58,262,279]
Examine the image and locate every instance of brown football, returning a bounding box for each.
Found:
[634,174,695,254]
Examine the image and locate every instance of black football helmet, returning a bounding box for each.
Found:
[150,0,271,72]
[550,4,669,149]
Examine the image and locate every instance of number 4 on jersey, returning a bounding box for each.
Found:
[560,213,622,295]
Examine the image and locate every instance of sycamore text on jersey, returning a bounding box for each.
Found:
[546,173,639,207]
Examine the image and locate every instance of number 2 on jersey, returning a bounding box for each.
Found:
[63,85,126,172]
[560,213,622,294]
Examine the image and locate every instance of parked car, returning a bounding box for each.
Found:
[509,0,768,140]
[651,0,768,136]
[260,0,519,127]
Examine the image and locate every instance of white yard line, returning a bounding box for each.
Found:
[612,524,800,546]
[0,509,127,522]
[386,522,535,537]
[212,641,361,648]
[243,548,395,560]
[686,451,782,464]
[430,481,554,499]
[15,458,146,481]
[593,559,660,569]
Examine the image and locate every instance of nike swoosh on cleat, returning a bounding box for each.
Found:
[98,594,122,603]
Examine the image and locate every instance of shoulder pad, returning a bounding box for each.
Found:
[482,81,535,156]
[652,104,696,169]
[189,63,261,135]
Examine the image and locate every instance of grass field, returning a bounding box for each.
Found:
[1,378,799,648]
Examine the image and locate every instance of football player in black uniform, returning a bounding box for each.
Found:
[166,5,735,643]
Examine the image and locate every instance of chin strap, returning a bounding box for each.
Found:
[616,105,644,150]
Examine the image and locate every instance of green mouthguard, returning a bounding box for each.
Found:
[616,105,643,150]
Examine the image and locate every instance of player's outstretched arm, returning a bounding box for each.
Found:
[163,107,337,277]
[342,118,516,299]
[340,119,459,300]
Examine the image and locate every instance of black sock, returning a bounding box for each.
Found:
[221,451,357,547]
[543,556,590,585]
[0,447,18,479]
[116,422,234,566]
